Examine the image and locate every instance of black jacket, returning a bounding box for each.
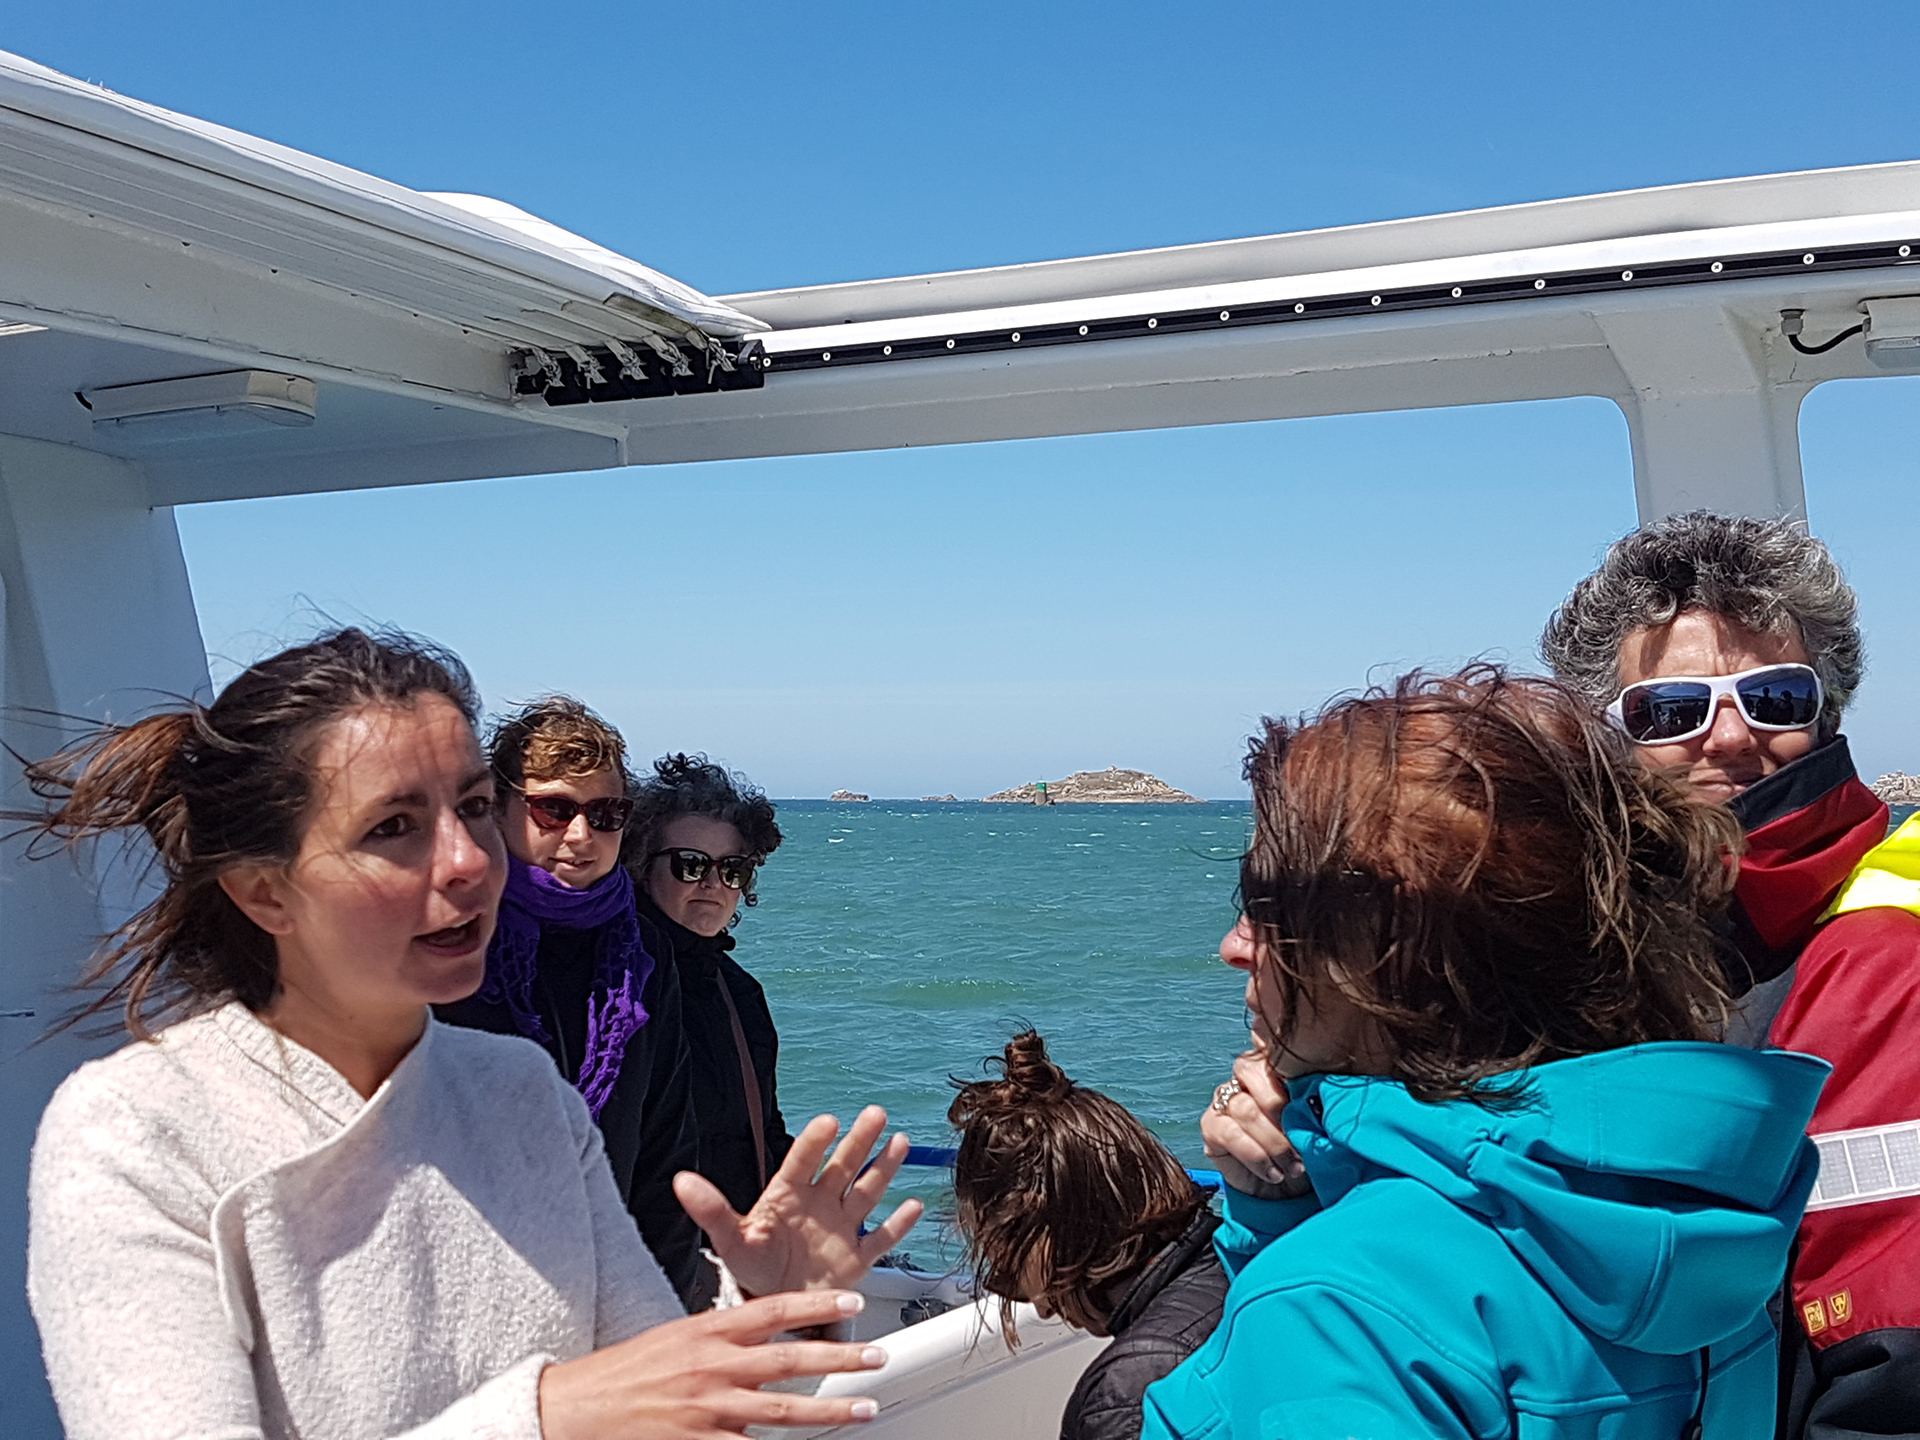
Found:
[1061,1209,1229,1440]
[435,907,707,1308]
[640,896,795,1218]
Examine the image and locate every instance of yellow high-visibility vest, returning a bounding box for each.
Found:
[1822,810,1920,922]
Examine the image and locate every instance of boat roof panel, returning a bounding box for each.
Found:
[0,48,764,343]
[724,162,1920,329]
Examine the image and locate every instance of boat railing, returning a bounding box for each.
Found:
[900,1144,1223,1190]
[788,1295,1108,1440]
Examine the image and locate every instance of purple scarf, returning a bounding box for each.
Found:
[481,858,653,1119]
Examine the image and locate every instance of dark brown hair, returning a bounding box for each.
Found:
[622,753,782,907]
[1242,665,1740,1102]
[949,1031,1205,1341]
[487,694,628,791]
[12,627,480,1038]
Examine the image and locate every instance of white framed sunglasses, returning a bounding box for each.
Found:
[1607,662,1824,746]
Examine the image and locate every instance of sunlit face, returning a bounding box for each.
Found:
[502,767,626,889]
[1220,916,1376,1081]
[255,696,507,1022]
[1614,611,1818,802]
[644,814,750,937]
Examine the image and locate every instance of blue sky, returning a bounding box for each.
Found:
[10,3,1918,797]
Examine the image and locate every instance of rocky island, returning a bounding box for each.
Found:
[1873,772,1920,804]
[983,767,1202,804]
[828,789,870,802]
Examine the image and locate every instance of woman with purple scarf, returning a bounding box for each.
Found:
[436,696,711,1307]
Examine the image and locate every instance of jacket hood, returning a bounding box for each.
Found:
[1287,1044,1825,1355]
[1729,737,1887,964]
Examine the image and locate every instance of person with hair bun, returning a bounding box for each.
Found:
[1161,667,1826,1440]
[950,1031,1227,1440]
[436,696,707,1307]
[625,754,794,1220]
[20,628,920,1440]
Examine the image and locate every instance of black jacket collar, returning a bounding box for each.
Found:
[1104,1207,1220,1338]
[636,892,736,974]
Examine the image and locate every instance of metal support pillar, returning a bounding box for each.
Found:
[0,435,210,1437]
[1599,306,1812,524]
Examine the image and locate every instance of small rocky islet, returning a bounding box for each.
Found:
[822,768,1201,803]
[982,767,1201,804]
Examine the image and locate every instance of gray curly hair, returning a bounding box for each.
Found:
[1540,512,1863,740]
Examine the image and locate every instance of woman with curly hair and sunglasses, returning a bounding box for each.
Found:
[624,754,795,1221]
[1154,667,1827,1440]
[435,696,711,1305]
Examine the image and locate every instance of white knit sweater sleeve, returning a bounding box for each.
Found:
[28,1060,554,1440]
[30,1063,270,1440]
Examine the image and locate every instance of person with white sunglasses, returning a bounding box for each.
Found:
[1541,511,1920,1440]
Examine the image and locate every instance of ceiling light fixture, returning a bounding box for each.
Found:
[1861,297,1920,371]
[80,370,317,441]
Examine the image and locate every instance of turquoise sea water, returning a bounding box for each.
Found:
[739,800,1253,1262]
[740,799,1919,1267]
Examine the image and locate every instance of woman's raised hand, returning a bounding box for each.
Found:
[674,1106,924,1298]
[538,1290,886,1440]
[1200,1047,1312,1200]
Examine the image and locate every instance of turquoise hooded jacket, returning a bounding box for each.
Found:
[1141,1043,1826,1440]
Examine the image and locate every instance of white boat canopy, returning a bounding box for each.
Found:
[3,45,1919,516]
[2,45,1917,1435]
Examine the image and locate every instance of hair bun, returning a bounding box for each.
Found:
[946,1029,1075,1129]
[999,1030,1072,1103]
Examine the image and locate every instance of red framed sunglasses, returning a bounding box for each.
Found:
[515,790,634,833]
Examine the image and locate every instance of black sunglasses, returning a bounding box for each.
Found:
[516,790,634,833]
[649,847,756,890]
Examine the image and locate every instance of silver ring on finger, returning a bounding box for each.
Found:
[1211,1078,1244,1114]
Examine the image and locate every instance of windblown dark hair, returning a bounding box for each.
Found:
[1241,665,1740,1103]
[949,1031,1205,1342]
[623,753,782,907]
[9,627,480,1038]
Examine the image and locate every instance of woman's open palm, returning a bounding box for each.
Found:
[675,1106,924,1298]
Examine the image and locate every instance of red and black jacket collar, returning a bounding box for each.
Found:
[1724,736,1888,990]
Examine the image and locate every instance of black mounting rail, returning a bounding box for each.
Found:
[514,336,766,405]
[760,238,1920,375]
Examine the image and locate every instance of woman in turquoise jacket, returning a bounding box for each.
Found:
[1151,668,1825,1440]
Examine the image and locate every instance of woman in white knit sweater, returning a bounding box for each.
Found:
[23,629,921,1440]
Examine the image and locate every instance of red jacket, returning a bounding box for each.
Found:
[1728,738,1920,1440]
